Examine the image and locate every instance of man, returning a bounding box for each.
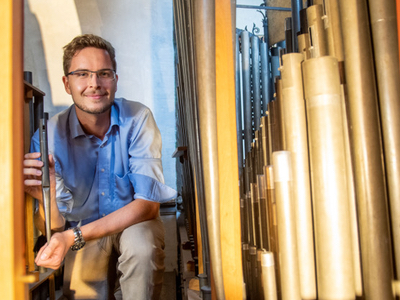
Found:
[23,34,176,300]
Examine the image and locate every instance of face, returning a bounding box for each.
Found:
[62,47,118,116]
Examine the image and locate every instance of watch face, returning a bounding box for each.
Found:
[71,240,86,251]
[70,227,86,251]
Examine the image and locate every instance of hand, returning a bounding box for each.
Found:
[35,230,74,270]
[23,152,56,201]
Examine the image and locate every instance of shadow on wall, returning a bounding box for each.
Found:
[24,0,70,118]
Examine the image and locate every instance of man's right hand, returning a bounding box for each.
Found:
[23,152,56,201]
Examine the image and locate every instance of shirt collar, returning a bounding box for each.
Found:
[69,103,120,139]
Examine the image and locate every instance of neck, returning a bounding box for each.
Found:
[75,108,111,140]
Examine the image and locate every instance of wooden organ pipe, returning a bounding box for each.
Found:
[368,0,400,281]
[303,56,355,299]
[280,53,316,300]
[338,0,394,298]
[272,152,301,300]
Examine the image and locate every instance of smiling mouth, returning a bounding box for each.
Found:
[85,94,106,99]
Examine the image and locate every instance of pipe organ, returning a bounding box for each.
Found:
[173,0,400,299]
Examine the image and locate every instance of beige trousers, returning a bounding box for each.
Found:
[62,217,165,300]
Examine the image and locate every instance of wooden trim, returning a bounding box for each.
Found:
[0,0,27,299]
[215,0,243,298]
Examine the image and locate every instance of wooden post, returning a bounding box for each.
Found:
[0,0,30,299]
[216,0,244,298]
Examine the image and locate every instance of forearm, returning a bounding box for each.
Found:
[34,199,66,234]
[80,199,159,242]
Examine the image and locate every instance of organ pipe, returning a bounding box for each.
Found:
[368,0,400,281]
[280,53,316,299]
[338,0,394,298]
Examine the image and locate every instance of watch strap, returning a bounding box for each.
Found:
[70,226,86,251]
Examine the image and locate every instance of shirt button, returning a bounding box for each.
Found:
[102,214,106,217]
[101,168,105,172]
[101,192,105,196]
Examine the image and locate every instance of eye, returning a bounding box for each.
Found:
[75,71,89,78]
[99,70,112,78]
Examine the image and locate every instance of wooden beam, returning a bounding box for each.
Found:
[215,0,244,298]
[0,0,28,299]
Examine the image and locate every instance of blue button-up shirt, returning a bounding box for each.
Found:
[31,98,177,225]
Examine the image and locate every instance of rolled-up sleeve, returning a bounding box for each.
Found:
[128,108,177,202]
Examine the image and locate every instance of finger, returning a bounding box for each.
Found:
[24,152,41,159]
[35,243,48,264]
[38,240,57,262]
[24,179,42,186]
[49,154,55,166]
[23,158,44,168]
[23,167,42,177]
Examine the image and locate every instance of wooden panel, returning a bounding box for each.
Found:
[0,0,28,299]
[215,0,244,298]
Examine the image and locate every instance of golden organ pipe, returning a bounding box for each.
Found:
[265,165,281,299]
[324,0,344,61]
[306,4,328,58]
[261,251,278,300]
[337,0,394,298]
[303,56,355,299]
[272,151,301,300]
[193,0,225,298]
[368,0,400,281]
[280,53,316,300]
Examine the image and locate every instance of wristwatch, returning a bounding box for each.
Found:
[70,226,86,251]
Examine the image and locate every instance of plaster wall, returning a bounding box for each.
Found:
[24,0,177,189]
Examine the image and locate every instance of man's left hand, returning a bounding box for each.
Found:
[35,230,74,270]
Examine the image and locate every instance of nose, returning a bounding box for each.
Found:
[88,71,101,87]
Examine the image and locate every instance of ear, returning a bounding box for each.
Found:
[115,74,119,92]
[62,76,72,95]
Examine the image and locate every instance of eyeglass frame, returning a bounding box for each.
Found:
[66,69,117,81]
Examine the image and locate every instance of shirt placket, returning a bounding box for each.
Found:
[98,137,111,217]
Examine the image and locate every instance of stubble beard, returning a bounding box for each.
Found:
[74,99,114,115]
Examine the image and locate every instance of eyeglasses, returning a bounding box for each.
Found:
[66,69,116,81]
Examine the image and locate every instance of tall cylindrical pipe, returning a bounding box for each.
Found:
[193,0,225,298]
[251,36,262,130]
[303,56,355,299]
[261,250,278,300]
[236,33,244,174]
[306,4,328,58]
[368,0,400,281]
[280,53,316,299]
[265,165,281,299]
[272,151,301,300]
[241,30,252,154]
[291,0,303,52]
[260,42,272,113]
[338,0,394,298]
[324,0,344,61]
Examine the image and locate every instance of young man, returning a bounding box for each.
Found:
[23,34,176,300]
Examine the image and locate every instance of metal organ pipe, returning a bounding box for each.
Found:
[368,0,400,281]
[272,151,301,300]
[251,36,262,130]
[338,0,394,298]
[241,30,252,154]
[303,55,355,299]
[280,53,316,300]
